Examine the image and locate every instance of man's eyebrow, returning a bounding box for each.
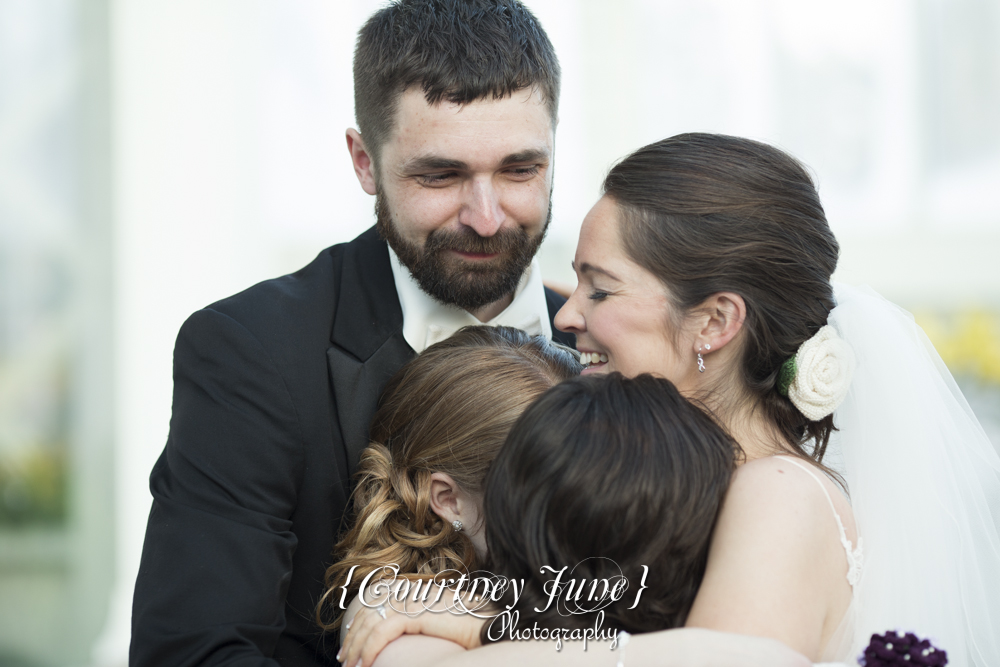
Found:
[400,156,469,173]
[571,261,621,281]
[500,148,551,167]
[400,148,550,173]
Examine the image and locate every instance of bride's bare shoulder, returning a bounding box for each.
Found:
[687,456,851,655]
[732,455,835,490]
[718,456,841,539]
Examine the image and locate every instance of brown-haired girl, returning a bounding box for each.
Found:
[317,325,581,634]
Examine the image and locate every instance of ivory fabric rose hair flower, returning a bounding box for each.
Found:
[782,324,856,421]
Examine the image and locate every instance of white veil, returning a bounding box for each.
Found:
[826,283,1000,666]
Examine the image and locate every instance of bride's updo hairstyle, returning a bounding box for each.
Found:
[482,373,739,638]
[317,325,580,630]
[604,133,840,467]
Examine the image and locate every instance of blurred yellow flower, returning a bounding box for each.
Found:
[915,310,1000,385]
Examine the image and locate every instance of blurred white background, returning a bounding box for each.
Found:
[1,1,998,665]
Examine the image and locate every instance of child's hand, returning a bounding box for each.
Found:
[337,601,486,667]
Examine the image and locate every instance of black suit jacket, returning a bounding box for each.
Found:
[130,228,573,666]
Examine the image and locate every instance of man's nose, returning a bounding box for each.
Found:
[458,177,506,237]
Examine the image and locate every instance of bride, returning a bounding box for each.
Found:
[556,133,860,661]
[553,133,1000,664]
[343,133,1000,666]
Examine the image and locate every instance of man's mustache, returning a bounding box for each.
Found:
[424,226,530,256]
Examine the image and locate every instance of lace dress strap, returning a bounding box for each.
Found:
[773,456,863,587]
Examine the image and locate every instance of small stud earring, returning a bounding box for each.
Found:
[697,346,706,373]
[452,519,463,532]
[705,344,711,350]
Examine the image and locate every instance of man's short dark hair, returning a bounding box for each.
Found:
[354,0,560,170]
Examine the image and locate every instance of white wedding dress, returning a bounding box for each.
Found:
[817,284,1000,667]
[773,456,863,665]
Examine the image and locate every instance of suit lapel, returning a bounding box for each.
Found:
[328,334,414,477]
[328,229,415,477]
[544,286,576,349]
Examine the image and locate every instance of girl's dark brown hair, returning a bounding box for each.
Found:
[482,373,739,639]
[604,132,841,472]
[316,325,580,631]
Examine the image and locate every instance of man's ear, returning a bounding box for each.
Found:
[346,128,378,195]
[428,472,462,525]
[693,292,746,354]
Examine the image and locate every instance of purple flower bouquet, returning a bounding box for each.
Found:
[858,630,947,666]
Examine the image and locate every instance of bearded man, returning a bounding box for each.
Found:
[129,1,572,665]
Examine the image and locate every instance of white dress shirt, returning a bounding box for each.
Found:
[388,247,553,353]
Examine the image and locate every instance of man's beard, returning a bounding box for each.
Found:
[376,192,550,311]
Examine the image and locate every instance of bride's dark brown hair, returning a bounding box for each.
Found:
[316,325,580,631]
[604,132,841,474]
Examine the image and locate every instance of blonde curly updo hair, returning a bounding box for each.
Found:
[317,325,580,630]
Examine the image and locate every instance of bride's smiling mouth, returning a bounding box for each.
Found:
[579,351,609,373]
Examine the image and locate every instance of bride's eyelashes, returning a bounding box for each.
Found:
[588,290,610,301]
